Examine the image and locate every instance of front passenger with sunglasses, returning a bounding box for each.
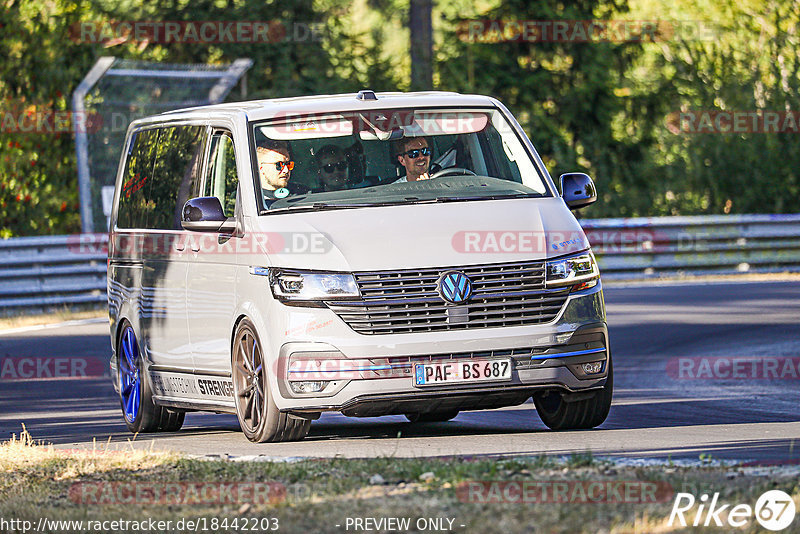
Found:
[394,137,431,183]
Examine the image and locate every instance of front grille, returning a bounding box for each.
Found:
[326,260,570,334]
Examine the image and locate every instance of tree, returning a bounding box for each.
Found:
[650,0,800,214]
[436,0,665,217]
[409,0,433,90]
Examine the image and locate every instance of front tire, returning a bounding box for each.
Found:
[533,356,613,430]
[117,323,185,433]
[231,319,310,443]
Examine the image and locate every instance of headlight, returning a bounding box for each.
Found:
[545,251,599,289]
[269,269,360,303]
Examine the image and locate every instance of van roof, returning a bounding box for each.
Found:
[157,91,499,122]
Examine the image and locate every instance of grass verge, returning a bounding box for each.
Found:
[0,308,106,331]
[1,429,798,533]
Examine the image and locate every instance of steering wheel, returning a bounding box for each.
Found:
[429,167,477,179]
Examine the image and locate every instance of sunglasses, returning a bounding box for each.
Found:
[261,160,294,171]
[401,147,430,158]
[321,161,348,173]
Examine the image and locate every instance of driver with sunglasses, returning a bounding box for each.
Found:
[256,141,307,199]
[394,137,431,183]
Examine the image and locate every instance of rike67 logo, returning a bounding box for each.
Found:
[669,490,796,531]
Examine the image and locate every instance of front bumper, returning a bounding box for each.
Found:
[272,286,609,415]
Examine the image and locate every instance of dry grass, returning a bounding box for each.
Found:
[0,308,106,331]
[1,428,798,533]
[0,425,179,473]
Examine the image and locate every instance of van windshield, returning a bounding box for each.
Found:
[250,108,550,212]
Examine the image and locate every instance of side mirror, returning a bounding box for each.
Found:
[559,173,597,210]
[181,197,236,233]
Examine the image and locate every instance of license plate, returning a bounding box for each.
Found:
[414,359,512,386]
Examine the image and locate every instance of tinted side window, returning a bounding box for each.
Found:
[203,132,238,218]
[117,129,158,229]
[146,125,206,230]
[480,127,523,183]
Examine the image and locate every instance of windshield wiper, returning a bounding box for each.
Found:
[267,201,407,214]
[267,193,542,213]
[389,193,542,206]
[430,193,541,202]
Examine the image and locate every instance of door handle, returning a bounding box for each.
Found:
[190,240,200,252]
[175,239,186,252]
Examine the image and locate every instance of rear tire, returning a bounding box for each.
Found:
[405,410,460,423]
[533,356,613,430]
[117,323,184,433]
[231,319,310,443]
[157,408,186,432]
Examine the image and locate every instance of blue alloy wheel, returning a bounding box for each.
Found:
[117,322,185,433]
[119,326,141,423]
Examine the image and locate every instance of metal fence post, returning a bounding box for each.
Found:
[72,57,115,235]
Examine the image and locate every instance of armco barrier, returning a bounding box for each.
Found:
[0,234,108,314]
[582,214,800,279]
[0,214,799,314]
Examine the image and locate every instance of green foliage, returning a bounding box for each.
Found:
[0,0,403,236]
[436,0,656,218]
[647,0,800,215]
[1,0,798,236]
[435,0,800,217]
[0,0,91,236]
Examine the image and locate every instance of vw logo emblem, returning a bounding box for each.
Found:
[438,271,472,304]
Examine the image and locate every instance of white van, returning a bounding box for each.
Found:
[107,90,611,442]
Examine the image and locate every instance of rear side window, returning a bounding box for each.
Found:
[116,125,205,230]
[117,128,158,229]
[148,125,206,229]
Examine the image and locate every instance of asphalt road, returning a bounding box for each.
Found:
[1,280,798,463]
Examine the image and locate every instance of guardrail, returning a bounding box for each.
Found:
[1,214,799,314]
[582,214,800,279]
[0,234,107,314]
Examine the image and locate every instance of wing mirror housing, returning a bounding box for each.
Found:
[181,197,237,233]
[559,173,597,210]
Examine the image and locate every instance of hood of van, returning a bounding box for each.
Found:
[245,197,589,272]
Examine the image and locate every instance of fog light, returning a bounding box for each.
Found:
[581,361,604,375]
[571,279,598,292]
[289,381,328,394]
